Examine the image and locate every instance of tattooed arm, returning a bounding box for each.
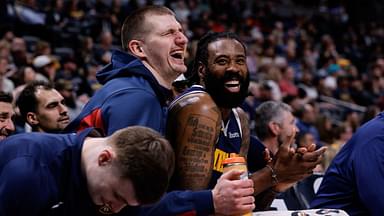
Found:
[167,91,222,190]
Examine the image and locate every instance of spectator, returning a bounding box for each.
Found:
[56,55,93,97]
[0,91,15,140]
[94,31,114,65]
[0,57,15,93]
[295,103,321,146]
[66,6,254,216]
[16,81,70,133]
[55,79,86,120]
[32,55,57,82]
[321,123,353,170]
[255,101,299,154]
[0,126,175,215]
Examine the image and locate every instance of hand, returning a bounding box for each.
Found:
[271,131,327,192]
[212,170,255,215]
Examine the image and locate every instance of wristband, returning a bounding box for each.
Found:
[265,164,279,185]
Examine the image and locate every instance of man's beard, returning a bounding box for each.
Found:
[204,70,250,109]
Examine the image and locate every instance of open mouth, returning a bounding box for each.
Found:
[224,80,241,92]
[170,50,185,63]
[171,53,183,59]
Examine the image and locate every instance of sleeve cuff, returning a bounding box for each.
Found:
[189,190,214,215]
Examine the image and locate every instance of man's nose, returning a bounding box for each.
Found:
[59,103,68,114]
[175,31,188,46]
[226,61,241,73]
[5,119,15,132]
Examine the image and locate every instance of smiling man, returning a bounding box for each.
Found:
[17,81,70,133]
[66,5,189,136]
[0,91,15,140]
[167,32,326,210]
[0,126,174,216]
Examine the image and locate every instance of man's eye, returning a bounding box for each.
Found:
[237,59,246,65]
[217,59,227,65]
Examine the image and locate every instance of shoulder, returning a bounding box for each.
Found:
[170,88,216,112]
[1,156,52,192]
[0,157,54,214]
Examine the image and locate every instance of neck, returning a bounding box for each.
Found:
[142,61,176,89]
[220,107,232,122]
[81,137,106,176]
[261,137,279,156]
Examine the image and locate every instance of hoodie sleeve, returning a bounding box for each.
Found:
[135,190,214,216]
[102,88,164,136]
[0,157,51,216]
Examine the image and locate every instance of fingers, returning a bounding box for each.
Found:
[280,127,296,149]
[220,169,244,181]
[300,146,327,162]
[263,148,273,164]
[232,196,255,213]
[296,143,316,154]
[307,143,317,152]
[213,178,255,215]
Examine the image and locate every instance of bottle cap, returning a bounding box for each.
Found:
[222,156,246,165]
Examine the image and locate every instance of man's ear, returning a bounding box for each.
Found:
[128,40,145,58]
[197,62,206,83]
[26,112,38,125]
[268,122,280,136]
[98,149,113,166]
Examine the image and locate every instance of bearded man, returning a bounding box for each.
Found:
[167,32,326,210]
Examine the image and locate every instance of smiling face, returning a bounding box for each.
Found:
[31,88,70,132]
[203,39,249,108]
[0,101,15,140]
[140,14,188,85]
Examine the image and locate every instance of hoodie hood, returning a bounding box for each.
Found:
[97,49,155,84]
[96,49,172,105]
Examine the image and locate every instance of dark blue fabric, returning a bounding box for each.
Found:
[247,136,267,173]
[66,50,172,136]
[311,112,384,216]
[0,129,96,216]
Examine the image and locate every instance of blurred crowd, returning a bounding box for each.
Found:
[1,0,384,170]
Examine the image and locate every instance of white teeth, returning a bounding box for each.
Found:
[225,80,239,85]
[170,50,184,59]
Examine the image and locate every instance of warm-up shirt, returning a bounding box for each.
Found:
[0,128,96,216]
[311,112,384,215]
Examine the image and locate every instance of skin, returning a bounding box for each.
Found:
[202,39,249,116]
[82,138,139,214]
[0,101,15,140]
[275,111,298,154]
[27,89,70,132]
[130,14,188,88]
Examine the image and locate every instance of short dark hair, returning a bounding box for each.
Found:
[16,81,53,121]
[0,91,13,104]
[255,101,292,140]
[121,5,175,51]
[187,31,247,85]
[108,126,175,204]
